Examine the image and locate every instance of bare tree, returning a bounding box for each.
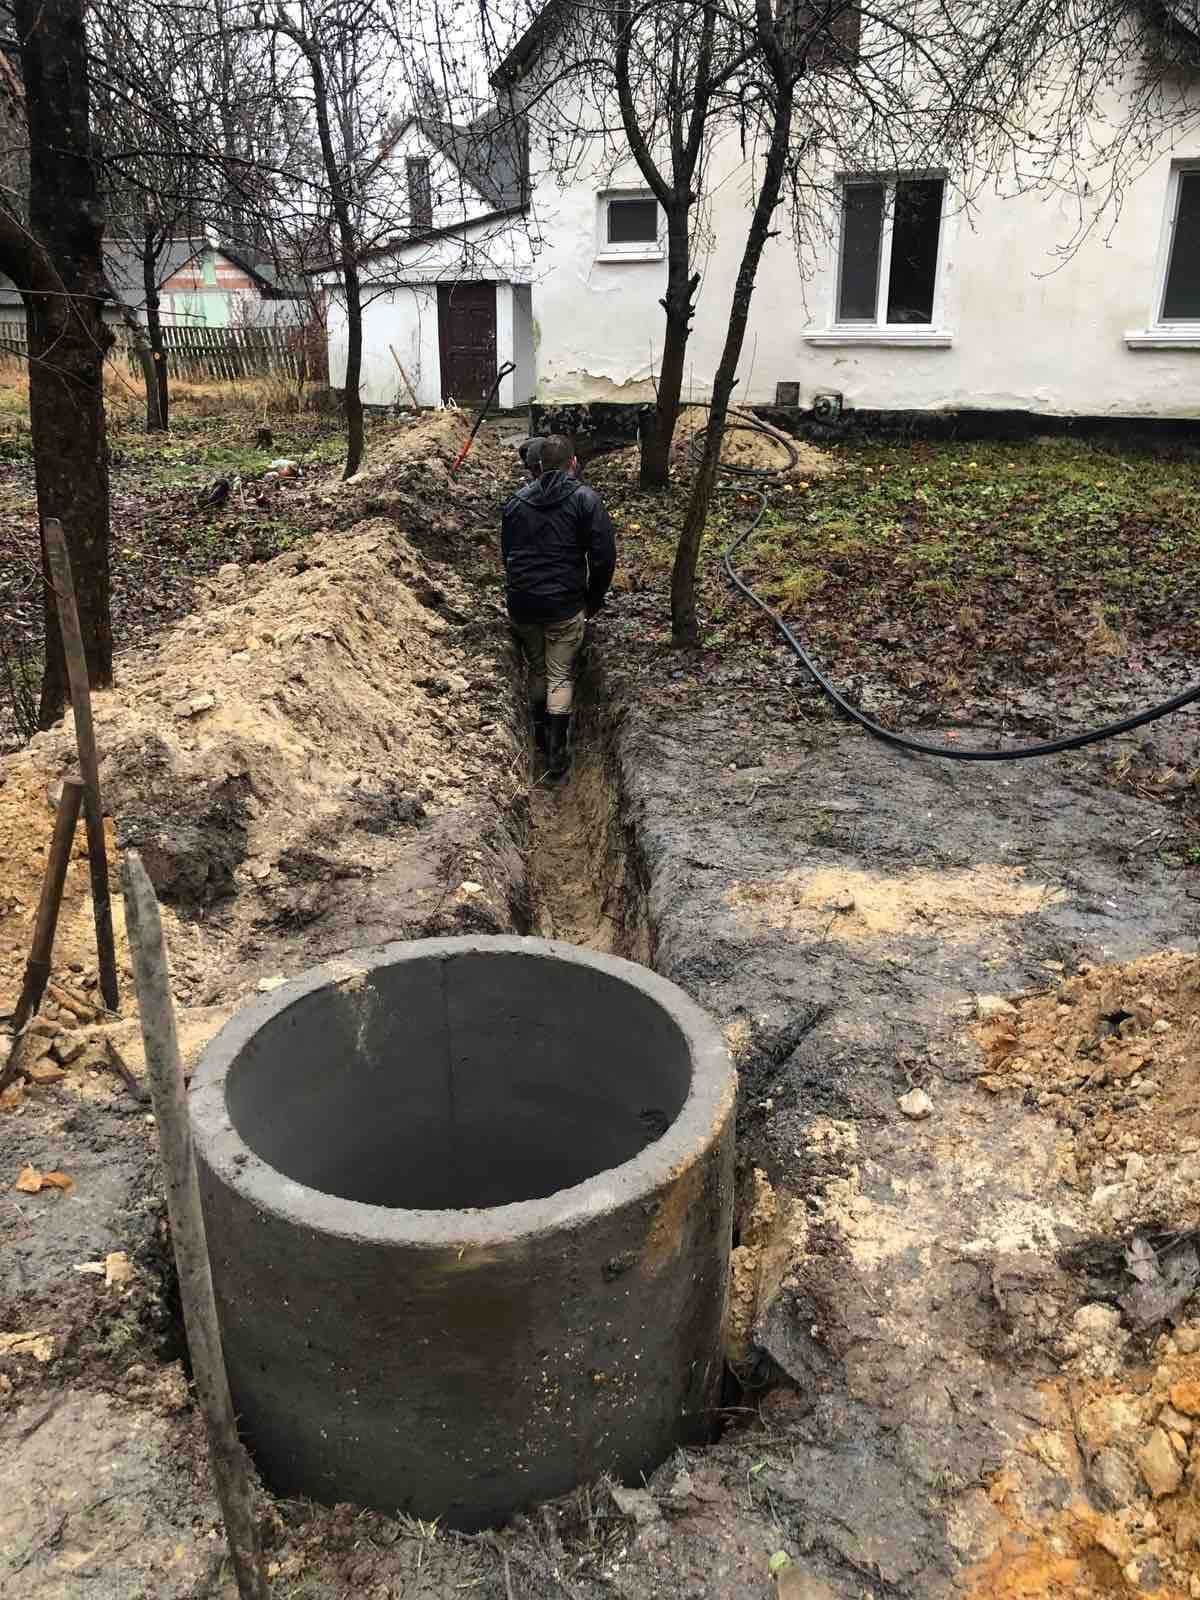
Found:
[265,0,411,477]
[0,0,112,723]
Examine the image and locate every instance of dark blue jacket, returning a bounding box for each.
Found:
[501,471,617,624]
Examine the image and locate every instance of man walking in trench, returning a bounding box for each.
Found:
[502,434,617,779]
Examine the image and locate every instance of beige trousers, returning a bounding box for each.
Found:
[512,611,586,714]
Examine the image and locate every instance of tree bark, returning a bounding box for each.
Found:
[142,226,169,430]
[14,0,113,725]
[670,76,794,647]
[280,9,364,478]
[640,206,698,489]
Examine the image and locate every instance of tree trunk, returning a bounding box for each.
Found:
[15,0,113,725]
[639,206,697,490]
[142,230,168,430]
[285,12,365,479]
[670,80,794,647]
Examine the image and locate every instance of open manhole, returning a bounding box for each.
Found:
[191,935,736,1530]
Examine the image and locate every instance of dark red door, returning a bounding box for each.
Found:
[438,283,497,407]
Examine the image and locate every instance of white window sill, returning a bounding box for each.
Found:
[802,328,953,348]
[594,249,664,264]
[1124,328,1200,349]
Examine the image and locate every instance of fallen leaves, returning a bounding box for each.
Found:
[13,1165,73,1194]
[0,1330,54,1362]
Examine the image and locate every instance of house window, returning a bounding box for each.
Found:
[407,157,433,233]
[1160,167,1200,321]
[597,192,661,258]
[836,176,945,326]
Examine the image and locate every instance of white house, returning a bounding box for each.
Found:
[327,5,1200,422]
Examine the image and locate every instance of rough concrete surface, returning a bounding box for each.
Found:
[192,937,735,1529]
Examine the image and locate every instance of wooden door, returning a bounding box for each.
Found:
[437,283,497,407]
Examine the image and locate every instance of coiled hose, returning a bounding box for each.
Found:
[690,407,1200,761]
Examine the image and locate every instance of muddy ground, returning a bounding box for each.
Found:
[2,417,1200,1599]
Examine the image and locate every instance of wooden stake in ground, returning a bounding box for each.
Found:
[11,775,83,1036]
[43,518,119,1011]
[122,852,272,1600]
[388,344,420,410]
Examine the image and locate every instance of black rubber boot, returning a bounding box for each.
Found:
[546,713,571,780]
[531,701,548,753]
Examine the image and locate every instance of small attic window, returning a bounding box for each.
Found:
[407,157,433,232]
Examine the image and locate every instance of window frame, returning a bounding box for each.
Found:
[1156,161,1200,326]
[806,170,952,348]
[1126,160,1200,349]
[596,189,664,263]
[406,155,433,234]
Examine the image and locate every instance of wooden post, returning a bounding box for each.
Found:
[388,345,420,409]
[10,775,83,1035]
[121,852,272,1600]
[43,519,119,1011]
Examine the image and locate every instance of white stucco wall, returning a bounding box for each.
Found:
[513,283,535,403]
[325,208,537,406]
[521,76,1200,418]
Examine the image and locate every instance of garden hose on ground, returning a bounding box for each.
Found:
[690,407,1200,762]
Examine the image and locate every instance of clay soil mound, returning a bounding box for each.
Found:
[974,951,1200,1227]
[674,405,834,479]
[0,418,521,1035]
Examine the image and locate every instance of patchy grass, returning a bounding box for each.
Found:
[600,433,1200,672]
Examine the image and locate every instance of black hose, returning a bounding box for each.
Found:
[692,407,1200,761]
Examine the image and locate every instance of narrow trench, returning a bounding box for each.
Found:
[523,650,651,964]
[520,650,760,1434]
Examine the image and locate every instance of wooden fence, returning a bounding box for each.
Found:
[0,319,325,383]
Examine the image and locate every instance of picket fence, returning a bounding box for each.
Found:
[0,319,321,382]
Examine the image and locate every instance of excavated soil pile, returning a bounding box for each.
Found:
[0,410,524,1083]
[974,952,1200,1229]
[965,1321,1200,1600]
[673,406,834,478]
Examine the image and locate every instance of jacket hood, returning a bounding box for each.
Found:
[521,469,579,510]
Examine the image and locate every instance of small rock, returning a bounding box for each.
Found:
[898,1088,932,1120]
[1174,1325,1200,1355]
[1159,1403,1193,1436]
[1076,1394,1144,1452]
[216,561,242,583]
[1074,1303,1124,1342]
[1153,1018,1171,1033]
[247,860,272,882]
[1136,1428,1183,1497]
[977,994,1018,1020]
[188,692,216,715]
[51,1036,88,1066]
[1088,1447,1141,1509]
[1168,1381,1200,1418]
[256,975,287,994]
[978,1074,1009,1094]
[610,1485,660,1526]
[459,881,484,896]
[26,1056,67,1085]
[1125,1153,1148,1182]
[1090,1181,1135,1223]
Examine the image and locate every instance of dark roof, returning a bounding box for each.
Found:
[104,237,205,307]
[305,201,528,276]
[222,245,306,299]
[492,2,565,85]
[416,109,528,210]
